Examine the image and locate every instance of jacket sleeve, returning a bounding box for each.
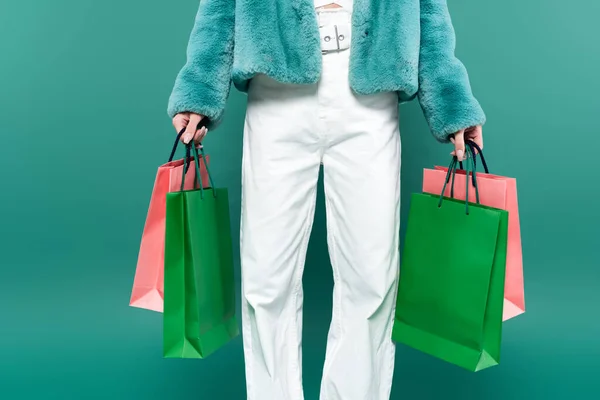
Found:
[167,0,235,129]
[417,0,485,142]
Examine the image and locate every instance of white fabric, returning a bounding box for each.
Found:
[240,10,401,400]
[314,0,353,12]
[317,9,351,52]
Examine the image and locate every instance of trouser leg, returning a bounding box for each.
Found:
[317,37,402,400]
[240,74,321,400]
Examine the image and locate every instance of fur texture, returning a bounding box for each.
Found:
[167,0,485,141]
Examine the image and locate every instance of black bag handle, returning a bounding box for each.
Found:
[458,140,489,174]
[453,140,488,189]
[168,118,210,166]
[179,142,216,198]
[438,154,480,215]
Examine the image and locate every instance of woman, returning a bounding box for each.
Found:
[168,1,485,399]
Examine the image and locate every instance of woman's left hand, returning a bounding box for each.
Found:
[450,125,483,161]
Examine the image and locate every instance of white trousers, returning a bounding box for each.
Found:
[240,9,401,400]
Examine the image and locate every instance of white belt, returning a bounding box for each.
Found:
[317,10,351,53]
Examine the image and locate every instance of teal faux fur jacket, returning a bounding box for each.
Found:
[167,0,486,142]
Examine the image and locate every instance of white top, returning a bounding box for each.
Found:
[314,0,353,12]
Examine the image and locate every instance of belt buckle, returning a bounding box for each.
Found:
[321,24,349,53]
[333,25,341,51]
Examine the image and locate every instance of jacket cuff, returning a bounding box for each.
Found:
[167,79,230,131]
[418,82,486,143]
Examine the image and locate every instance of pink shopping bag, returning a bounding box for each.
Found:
[423,163,524,321]
[129,151,210,313]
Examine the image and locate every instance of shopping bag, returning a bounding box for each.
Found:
[423,141,524,321]
[392,155,508,371]
[130,133,210,313]
[163,144,239,358]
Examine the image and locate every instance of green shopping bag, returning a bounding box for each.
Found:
[163,143,239,358]
[392,154,508,371]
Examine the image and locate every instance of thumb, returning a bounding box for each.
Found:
[453,130,466,161]
[183,114,202,144]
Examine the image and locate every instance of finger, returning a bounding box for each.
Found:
[194,126,206,144]
[453,130,465,161]
[474,133,483,151]
[451,150,471,158]
[193,126,208,145]
[466,126,483,151]
[183,114,202,144]
[173,114,189,133]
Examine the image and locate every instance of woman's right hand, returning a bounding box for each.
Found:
[173,112,208,146]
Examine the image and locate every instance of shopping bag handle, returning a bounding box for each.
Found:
[180,143,217,199]
[452,140,487,189]
[168,118,211,164]
[438,153,480,215]
[452,143,475,191]
[467,140,488,172]
[458,140,489,174]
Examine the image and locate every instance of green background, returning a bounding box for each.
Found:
[1,0,598,399]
